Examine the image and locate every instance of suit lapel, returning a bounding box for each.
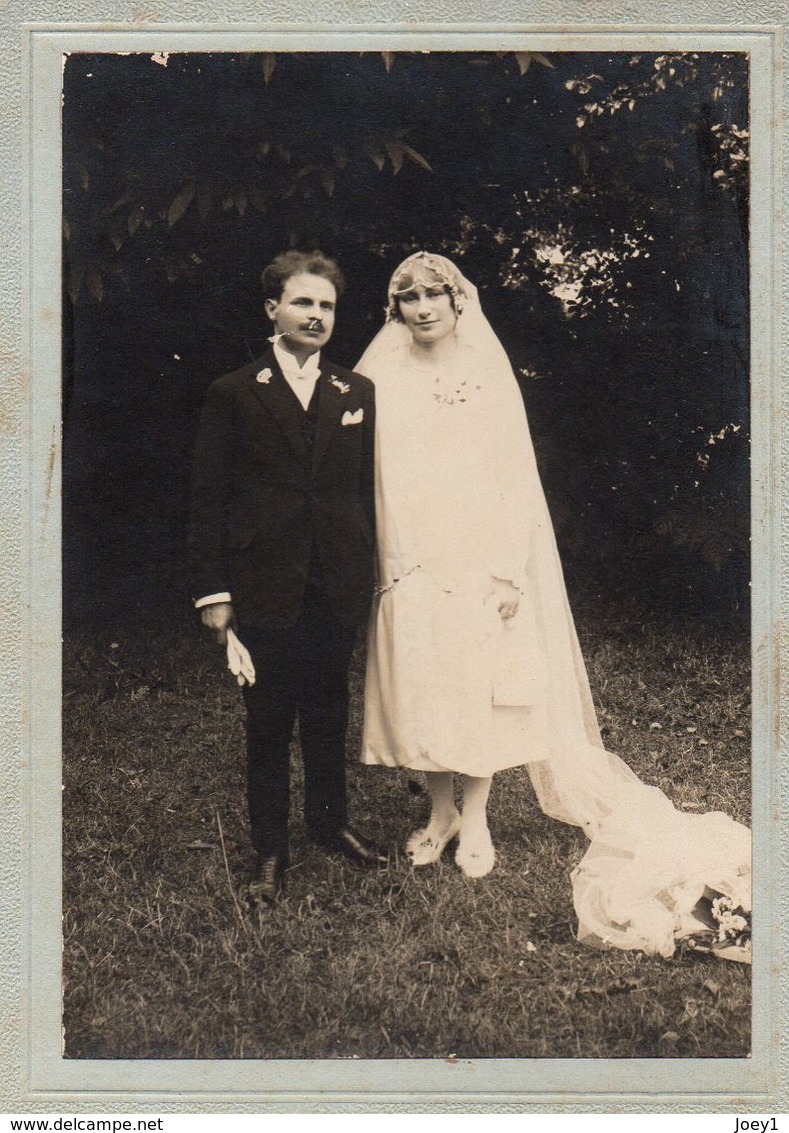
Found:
[249,349,309,462]
[313,363,350,473]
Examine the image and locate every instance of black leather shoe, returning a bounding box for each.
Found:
[248,853,286,904]
[318,826,389,867]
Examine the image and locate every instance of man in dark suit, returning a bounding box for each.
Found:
[189,250,387,905]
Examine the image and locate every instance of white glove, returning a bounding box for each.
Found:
[226,627,256,687]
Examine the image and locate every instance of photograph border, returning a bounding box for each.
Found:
[8,11,785,1113]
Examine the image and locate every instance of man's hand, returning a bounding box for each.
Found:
[492,578,520,620]
[200,601,235,645]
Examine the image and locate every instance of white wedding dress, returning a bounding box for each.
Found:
[361,344,550,777]
[357,253,751,958]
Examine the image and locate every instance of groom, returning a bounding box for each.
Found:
[189,250,387,905]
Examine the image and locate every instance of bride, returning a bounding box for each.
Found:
[356,251,751,958]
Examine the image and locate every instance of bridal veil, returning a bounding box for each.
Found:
[357,252,751,958]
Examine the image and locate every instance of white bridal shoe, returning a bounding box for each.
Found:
[455,826,496,878]
[406,811,462,867]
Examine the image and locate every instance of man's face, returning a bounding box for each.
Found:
[264,272,337,356]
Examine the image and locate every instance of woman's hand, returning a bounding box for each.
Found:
[492,578,520,620]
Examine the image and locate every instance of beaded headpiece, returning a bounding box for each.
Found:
[386,251,466,323]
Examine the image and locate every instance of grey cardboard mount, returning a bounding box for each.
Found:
[7,6,787,1114]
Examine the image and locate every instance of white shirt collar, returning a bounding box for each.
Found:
[272,340,321,381]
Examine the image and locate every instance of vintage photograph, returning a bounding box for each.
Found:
[60,48,752,1061]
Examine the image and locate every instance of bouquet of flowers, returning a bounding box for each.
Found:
[682,891,752,964]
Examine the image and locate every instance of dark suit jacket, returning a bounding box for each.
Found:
[188,347,376,629]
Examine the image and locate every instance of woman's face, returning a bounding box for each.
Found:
[396,278,458,345]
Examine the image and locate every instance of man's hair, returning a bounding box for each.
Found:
[260,250,346,301]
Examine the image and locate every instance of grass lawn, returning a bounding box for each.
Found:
[62,601,751,1060]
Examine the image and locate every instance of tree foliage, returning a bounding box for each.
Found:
[62,50,750,624]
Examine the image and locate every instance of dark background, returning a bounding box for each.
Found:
[62,50,750,629]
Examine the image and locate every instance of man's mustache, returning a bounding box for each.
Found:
[268,320,324,344]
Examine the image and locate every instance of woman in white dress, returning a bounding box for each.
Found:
[357,252,751,957]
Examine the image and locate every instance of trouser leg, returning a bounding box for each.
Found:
[241,626,297,859]
[294,587,357,843]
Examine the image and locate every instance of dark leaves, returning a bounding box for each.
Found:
[127,205,145,237]
[261,53,276,85]
[363,139,385,172]
[167,180,196,228]
[514,51,555,76]
[86,265,104,302]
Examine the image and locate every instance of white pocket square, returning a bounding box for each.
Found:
[341,408,364,426]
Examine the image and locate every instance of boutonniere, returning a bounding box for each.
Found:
[341,408,364,426]
[329,374,350,394]
[256,368,273,384]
